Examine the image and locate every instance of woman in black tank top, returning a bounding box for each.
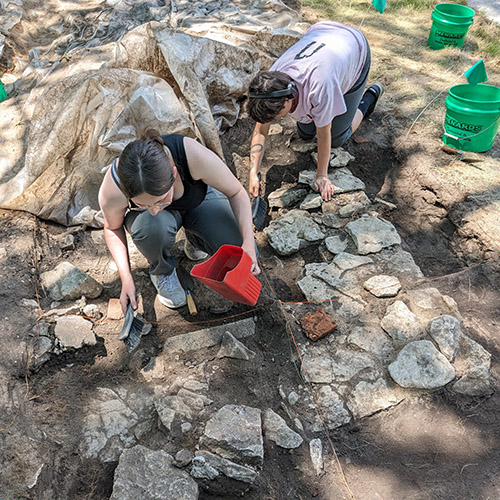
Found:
[98,128,259,314]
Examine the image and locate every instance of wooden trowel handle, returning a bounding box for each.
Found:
[186,290,197,316]
[442,145,461,155]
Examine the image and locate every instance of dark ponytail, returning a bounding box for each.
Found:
[117,128,175,199]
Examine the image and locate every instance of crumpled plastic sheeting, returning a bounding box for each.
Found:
[0,0,304,226]
[0,1,23,34]
[0,68,195,226]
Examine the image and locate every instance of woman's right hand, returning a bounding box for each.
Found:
[120,280,138,314]
[248,170,260,198]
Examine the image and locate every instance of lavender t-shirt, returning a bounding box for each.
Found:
[270,21,368,128]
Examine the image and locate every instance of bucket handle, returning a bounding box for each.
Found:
[443,117,500,142]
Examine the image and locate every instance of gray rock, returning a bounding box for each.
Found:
[299,169,365,193]
[190,456,219,480]
[265,209,325,256]
[155,396,192,432]
[268,186,308,208]
[450,335,491,395]
[363,275,401,297]
[406,288,460,326]
[40,261,103,300]
[381,301,426,346]
[140,357,167,382]
[44,297,86,317]
[314,386,351,429]
[454,336,491,378]
[59,234,75,251]
[217,331,256,360]
[294,418,304,432]
[288,391,299,405]
[330,348,376,382]
[427,315,464,361]
[317,213,345,229]
[29,335,53,370]
[181,422,193,434]
[372,247,424,279]
[452,371,491,396]
[110,445,198,500]
[201,405,264,466]
[195,450,258,484]
[324,235,348,255]
[388,340,456,389]
[339,201,366,218]
[21,298,39,308]
[263,409,303,449]
[301,351,334,383]
[311,148,355,168]
[176,389,213,413]
[80,388,156,462]
[309,439,324,476]
[347,378,405,418]
[347,325,394,362]
[346,216,401,255]
[335,297,367,320]
[300,193,323,210]
[175,448,194,467]
[329,147,355,168]
[54,315,96,349]
[163,317,255,354]
[333,252,373,272]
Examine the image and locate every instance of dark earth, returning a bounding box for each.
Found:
[1,108,499,499]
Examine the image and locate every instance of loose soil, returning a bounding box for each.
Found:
[1,2,500,499]
[1,111,499,499]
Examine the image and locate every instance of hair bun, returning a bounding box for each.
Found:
[139,127,164,147]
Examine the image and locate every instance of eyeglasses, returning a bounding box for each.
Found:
[127,188,174,211]
[127,200,172,211]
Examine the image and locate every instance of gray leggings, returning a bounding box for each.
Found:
[124,186,242,276]
[297,42,371,147]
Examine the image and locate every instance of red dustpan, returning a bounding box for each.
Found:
[190,245,261,306]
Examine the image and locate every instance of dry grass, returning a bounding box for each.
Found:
[300,0,500,202]
[300,0,500,139]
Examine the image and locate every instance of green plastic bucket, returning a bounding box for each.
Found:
[0,81,7,103]
[443,83,500,152]
[428,3,475,50]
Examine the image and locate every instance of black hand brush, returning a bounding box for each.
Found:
[251,172,268,231]
[119,304,152,352]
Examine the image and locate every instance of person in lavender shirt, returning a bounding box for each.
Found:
[246,21,383,201]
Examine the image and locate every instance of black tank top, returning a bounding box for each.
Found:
[111,134,207,211]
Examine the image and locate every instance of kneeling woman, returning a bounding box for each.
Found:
[98,129,260,313]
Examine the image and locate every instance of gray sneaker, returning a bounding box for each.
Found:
[184,238,208,261]
[150,269,186,309]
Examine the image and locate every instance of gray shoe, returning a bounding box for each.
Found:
[184,238,208,261]
[150,270,186,309]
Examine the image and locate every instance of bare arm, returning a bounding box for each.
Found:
[248,122,270,197]
[314,123,335,202]
[184,138,260,275]
[98,170,138,313]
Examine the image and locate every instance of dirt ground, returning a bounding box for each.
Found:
[1,110,499,499]
[1,1,500,499]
